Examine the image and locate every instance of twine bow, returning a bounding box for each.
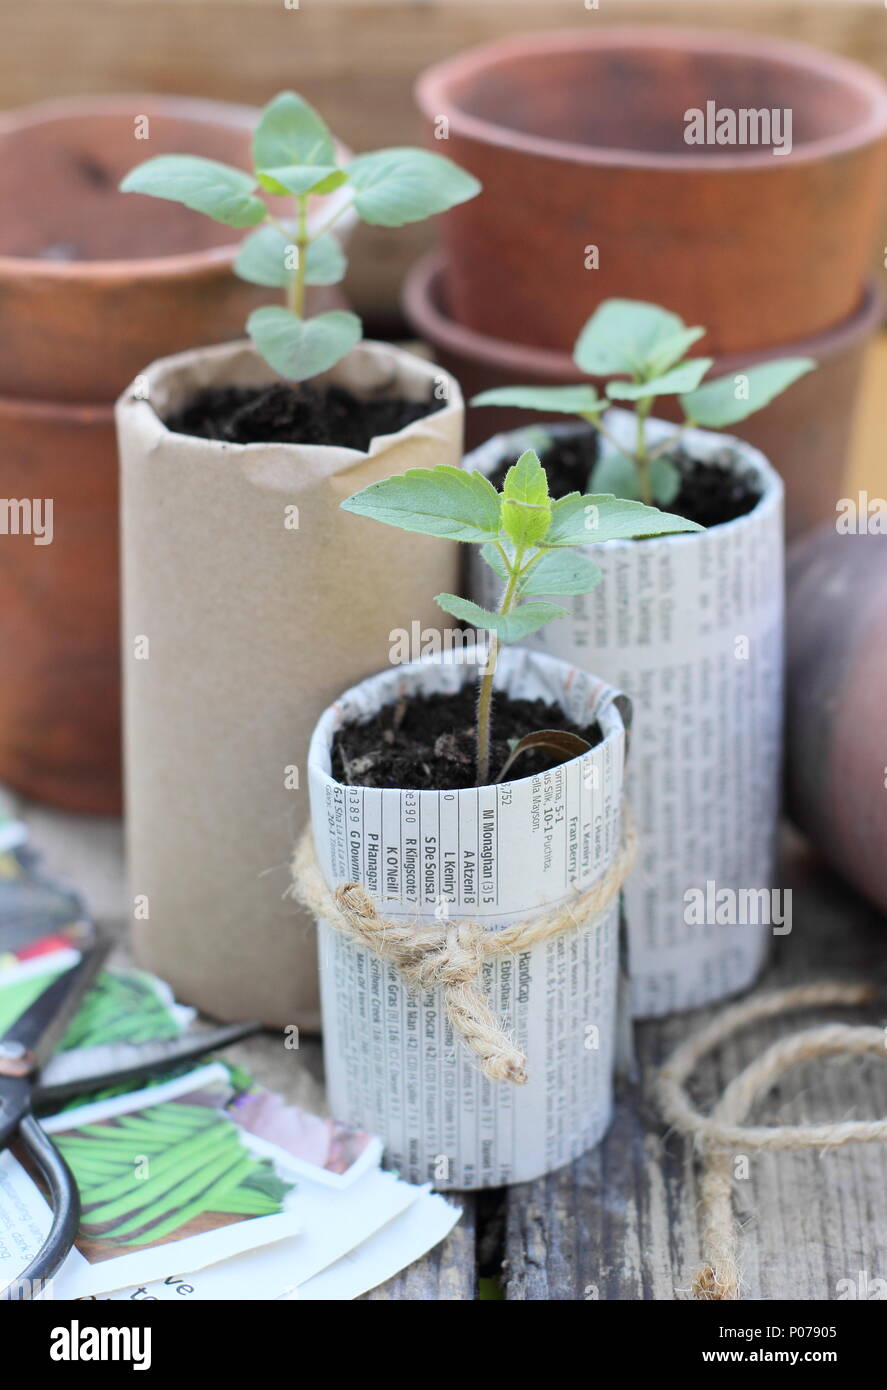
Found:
[658,982,887,1300]
[292,822,636,1085]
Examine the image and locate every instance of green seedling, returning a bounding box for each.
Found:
[473,298,815,508]
[121,91,480,382]
[342,450,701,785]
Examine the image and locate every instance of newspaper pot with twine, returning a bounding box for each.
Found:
[293,643,633,1189]
[117,339,463,1030]
[468,413,784,1019]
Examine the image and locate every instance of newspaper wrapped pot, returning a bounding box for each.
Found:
[468,414,784,1018]
[304,645,630,1189]
[117,340,463,1029]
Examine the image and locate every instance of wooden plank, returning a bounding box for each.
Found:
[503,831,887,1300]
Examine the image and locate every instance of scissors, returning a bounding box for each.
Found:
[0,934,261,1299]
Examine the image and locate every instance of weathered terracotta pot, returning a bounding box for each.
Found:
[417,27,887,356]
[0,94,354,402]
[405,255,883,539]
[0,94,355,812]
[786,524,887,916]
[0,396,120,812]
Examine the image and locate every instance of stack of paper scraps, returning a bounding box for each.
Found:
[0,925,459,1301]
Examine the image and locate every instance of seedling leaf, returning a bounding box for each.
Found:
[574,300,686,377]
[247,306,361,381]
[518,550,603,597]
[342,466,502,541]
[606,357,713,400]
[546,492,702,546]
[252,91,339,195]
[681,358,815,427]
[345,147,481,226]
[119,155,267,228]
[434,594,568,642]
[472,385,604,417]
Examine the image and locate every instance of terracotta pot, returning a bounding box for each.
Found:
[404,255,883,539]
[786,525,887,915]
[0,94,355,812]
[0,396,120,812]
[416,27,887,356]
[0,94,355,402]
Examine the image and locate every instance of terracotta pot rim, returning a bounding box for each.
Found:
[116,337,463,458]
[0,391,114,423]
[416,26,887,171]
[0,92,357,281]
[404,253,885,379]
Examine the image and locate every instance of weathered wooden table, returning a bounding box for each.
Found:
[10,794,887,1301]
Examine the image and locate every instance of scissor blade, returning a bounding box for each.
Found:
[34,1021,262,1105]
[2,941,110,1066]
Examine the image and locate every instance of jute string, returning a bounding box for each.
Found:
[657,981,885,1300]
[292,821,636,1086]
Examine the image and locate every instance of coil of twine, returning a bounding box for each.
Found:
[658,981,886,1300]
[292,821,636,1085]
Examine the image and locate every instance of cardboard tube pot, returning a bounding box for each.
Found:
[0,94,356,812]
[117,340,462,1030]
[786,524,887,916]
[468,415,784,1019]
[306,645,630,1188]
[406,255,882,540]
[417,26,887,357]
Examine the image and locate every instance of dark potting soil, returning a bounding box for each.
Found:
[164,381,442,451]
[331,685,602,791]
[489,427,761,529]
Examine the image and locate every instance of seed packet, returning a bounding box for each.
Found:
[1,1064,303,1298]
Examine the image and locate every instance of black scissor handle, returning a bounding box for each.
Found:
[2,1114,80,1301]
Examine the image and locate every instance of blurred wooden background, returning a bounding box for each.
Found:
[3,0,887,323]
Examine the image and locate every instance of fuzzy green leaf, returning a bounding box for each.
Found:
[236,227,347,288]
[574,299,687,377]
[518,549,602,597]
[650,456,682,507]
[247,306,361,381]
[590,454,641,501]
[480,542,509,583]
[645,325,707,376]
[546,492,702,546]
[606,358,713,400]
[345,147,481,226]
[304,233,348,285]
[681,358,816,427]
[119,155,266,228]
[471,385,604,417]
[252,91,340,195]
[501,449,552,548]
[342,466,502,541]
[434,594,567,643]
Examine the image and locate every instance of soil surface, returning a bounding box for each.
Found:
[489,426,761,528]
[165,381,442,451]
[331,685,602,791]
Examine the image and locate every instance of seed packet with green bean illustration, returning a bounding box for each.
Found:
[0,1064,303,1298]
